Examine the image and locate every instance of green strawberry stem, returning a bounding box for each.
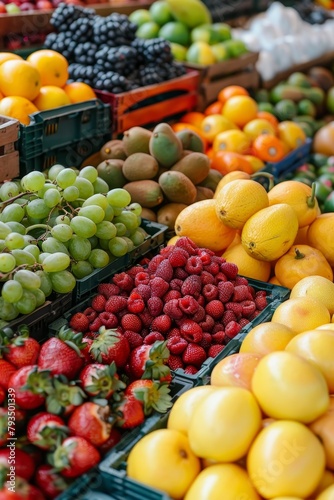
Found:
[89,327,120,363]
[34,424,69,450]
[23,367,54,395]
[85,362,126,398]
[142,340,171,381]
[134,381,173,416]
[57,326,86,356]
[46,377,86,415]
[48,440,75,471]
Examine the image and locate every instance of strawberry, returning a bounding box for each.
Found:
[35,464,69,500]
[0,359,16,390]
[0,448,35,481]
[182,343,206,368]
[1,327,40,369]
[79,362,125,399]
[38,327,86,379]
[114,395,145,429]
[125,379,172,415]
[90,327,130,368]
[8,365,52,410]
[69,312,89,333]
[128,340,170,381]
[184,365,198,374]
[91,294,107,312]
[0,476,45,500]
[45,376,86,416]
[0,387,4,405]
[49,436,100,478]
[81,337,94,365]
[98,427,122,455]
[27,412,68,450]
[121,313,142,333]
[68,402,113,447]
[167,354,184,370]
[0,408,26,447]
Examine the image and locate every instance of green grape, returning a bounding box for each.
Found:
[98,238,109,251]
[56,168,77,189]
[14,269,41,290]
[71,260,94,279]
[79,166,98,184]
[77,205,105,224]
[47,164,65,181]
[130,229,146,247]
[0,240,6,251]
[24,244,40,261]
[11,249,36,266]
[38,252,51,264]
[82,194,108,211]
[0,182,20,201]
[51,224,73,243]
[23,235,37,246]
[16,290,37,315]
[35,270,53,297]
[93,177,109,194]
[0,298,19,321]
[0,253,16,272]
[108,236,129,257]
[1,204,25,223]
[0,221,11,239]
[6,222,26,235]
[63,186,80,203]
[74,177,94,199]
[127,202,142,216]
[68,235,91,260]
[41,237,69,255]
[95,221,117,240]
[31,288,46,308]
[21,171,46,192]
[115,222,127,236]
[50,270,76,293]
[26,199,50,219]
[37,183,55,198]
[106,188,131,208]
[42,252,70,273]
[44,188,62,208]
[55,215,70,225]
[103,205,114,222]
[5,232,25,250]
[121,236,135,252]
[70,216,96,238]
[114,211,139,231]
[111,206,123,216]
[88,248,110,268]
[88,235,98,249]
[1,280,23,303]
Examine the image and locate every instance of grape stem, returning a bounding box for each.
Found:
[0,191,35,210]
[25,224,52,234]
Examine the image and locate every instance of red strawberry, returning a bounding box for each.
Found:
[205,300,225,320]
[0,477,45,500]
[49,436,100,478]
[0,408,26,447]
[0,359,16,390]
[69,312,89,333]
[99,311,118,329]
[2,327,40,369]
[184,365,198,374]
[0,448,35,481]
[208,344,225,358]
[104,295,127,314]
[0,387,4,405]
[90,327,130,368]
[68,402,112,447]
[27,412,68,450]
[8,365,52,410]
[179,319,203,343]
[81,337,94,365]
[123,330,143,349]
[98,427,122,455]
[97,283,120,298]
[125,379,172,415]
[114,395,145,429]
[79,362,125,399]
[182,343,206,368]
[143,331,165,345]
[35,464,69,500]
[121,313,142,333]
[128,341,170,381]
[167,354,184,370]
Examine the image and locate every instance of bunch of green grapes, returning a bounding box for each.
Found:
[0,165,148,322]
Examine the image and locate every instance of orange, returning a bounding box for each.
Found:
[252,134,286,162]
[277,121,306,150]
[205,147,214,159]
[33,86,72,111]
[240,322,297,355]
[63,82,97,103]
[244,154,265,172]
[243,118,276,141]
[271,296,331,333]
[0,53,22,65]
[211,151,253,175]
[204,100,223,115]
[218,85,249,104]
[180,111,205,129]
[0,60,41,101]
[212,129,251,154]
[222,242,271,281]
[0,96,38,125]
[27,49,69,88]
[307,213,334,267]
[256,110,279,130]
[222,95,258,128]
[200,114,238,143]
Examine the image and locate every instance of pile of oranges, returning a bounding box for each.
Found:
[0,50,97,125]
[173,85,307,175]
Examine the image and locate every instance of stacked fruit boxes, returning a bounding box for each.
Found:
[0,115,20,182]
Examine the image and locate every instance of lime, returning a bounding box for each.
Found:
[186,41,216,65]
[211,42,229,61]
[191,25,221,45]
[211,23,232,41]
[136,21,160,39]
[323,191,334,212]
[326,86,334,113]
[223,39,248,58]
[297,99,317,118]
[253,89,270,103]
[257,102,276,114]
[159,21,190,46]
[274,99,297,120]
[315,181,332,202]
[129,9,152,27]
[287,72,312,88]
[170,42,187,61]
[149,0,173,25]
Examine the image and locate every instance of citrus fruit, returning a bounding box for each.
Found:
[0,60,41,101]
[269,275,282,285]
[213,170,251,195]
[211,151,253,175]
[240,322,297,355]
[33,86,71,111]
[62,82,96,103]
[309,399,334,474]
[290,275,334,315]
[167,235,181,245]
[244,154,265,172]
[316,485,334,500]
[0,96,38,125]
[185,463,260,500]
[277,121,307,150]
[243,118,276,141]
[217,85,249,104]
[241,203,299,262]
[188,386,262,462]
[211,42,229,61]
[212,129,251,154]
[222,242,271,281]
[271,296,331,333]
[204,100,222,115]
[200,114,238,142]
[170,42,188,61]
[247,420,326,498]
[27,49,69,87]
[223,39,248,57]
[307,213,334,267]
[159,21,190,46]
[129,8,152,26]
[186,41,216,65]
[222,95,258,127]
[191,25,221,45]
[210,352,263,391]
[252,134,286,162]
[317,323,334,331]
[0,53,22,65]
[174,199,237,252]
[180,111,205,129]
[149,1,173,25]
[256,110,279,129]
[215,178,269,229]
[136,21,160,39]
[251,350,329,422]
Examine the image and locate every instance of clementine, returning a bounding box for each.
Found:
[27,49,69,87]
[63,82,97,103]
[0,60,41,101]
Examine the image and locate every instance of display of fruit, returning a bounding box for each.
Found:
[43,3,186,93]
[0,0,106,14]
[0,167,149,323]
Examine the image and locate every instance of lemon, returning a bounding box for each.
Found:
[290,275,334,315]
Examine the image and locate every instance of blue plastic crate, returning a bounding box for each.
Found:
[260,138,312,181]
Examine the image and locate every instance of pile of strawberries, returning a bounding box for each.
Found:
[70,236,269,374]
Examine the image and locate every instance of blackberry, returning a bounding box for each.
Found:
[93,71,136,94]
[92,14,136,47]
[95,45,138,77]
[67,17,94,43]
[68,63,96,85]
[44,31,76,61]
[50,3,95,32]
[73,42,98,66]
[132,38,173,65]
[138,64,165,87]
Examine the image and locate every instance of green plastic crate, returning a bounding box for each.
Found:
[55,468,122,500]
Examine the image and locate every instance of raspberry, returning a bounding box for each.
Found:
[199,314,215,332]
[139,309,155,328]
[215,272,228,283]
[151,314,172,333]
[255,295,268,311]
[155,259,173,282]
[199,332,212,350]
[184,365,198,374]
[170,279,183,291]
[239,318,250,328]
[134,271,150,286]
[167,327,181,340]
[163,299,184,320]
[241,300,256,317]
[97,283,120,298]
[212,331,226,345]
[197,250,212,266]
[105,296,128,314]
[127,265,146,278]
[218,281,234,303]
[202,284,219,301]
[83,307,97,322]
[147,254,165,274]
[143,331,165,345]
[182,343,206,367]
[178,295,199,315]
[225,302,243,319]
[167,336,188,355]
[249,310,261,321]
[200,271,215,286]
[211,255,224,264]
[197,295,205,307]
[168,247,188,267]
[89,317,102,332]
[205,300,224,320]
[123,330,143,349]
[121,314,142,333]
[248,286,256,299]
[173,267,189,280]
[208,344,225,358]
[136,284,151,302]
[91,294,107,312]
[181,275,202,297]
[222,310,237,327]
[127,295,145,314]
[220,261,238,280]
[147,296,164,316]
[233,285,252,302]
[150,277,170,298]
[255,290,267,298]
[204,261,220,275]
[212,323,225,334]
[185,256,203,275]
[163,290,182,302]
[175,236,197,255]
[69,312,89,332]
[225,321,242,339]
[234,276,249,286]
[179,319,203,343]
[98,312,118,329]
[112,272,134,292]
[192,305,206,323]
[167,354,184,370]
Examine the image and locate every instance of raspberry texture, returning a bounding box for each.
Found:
[121,314,142,333]
[91,294,107,312]
[143,332,165,345]
[155,259,174,282]
[105,296,127,314]
[99,312,118,329]
[179,319,203,343]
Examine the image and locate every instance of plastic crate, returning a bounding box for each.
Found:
[18,99,112,174]
[55,469,123,500]
[0,115,20,182]
[94,71,200,135]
